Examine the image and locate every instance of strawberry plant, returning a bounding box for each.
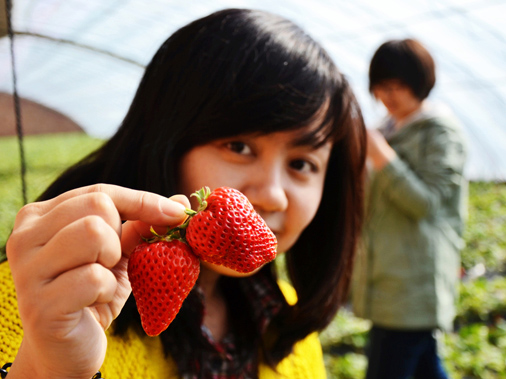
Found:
[321,182,506,378]
[461,182,506,274]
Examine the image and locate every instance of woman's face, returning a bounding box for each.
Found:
[373,79,422,121]
[179,128,332,268]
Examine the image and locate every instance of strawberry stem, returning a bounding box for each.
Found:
[191,186,211,213]
[178,209,195,230]
[144,187,211,244]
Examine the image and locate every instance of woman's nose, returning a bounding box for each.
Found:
[244,166,288,214]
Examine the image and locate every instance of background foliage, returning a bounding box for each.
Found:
[0,133,103,257]
[320,179,506,378]
[1,133,505,378]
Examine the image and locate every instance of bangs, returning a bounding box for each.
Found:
[292,77,358,149]
[169,8,349,155]
[290,99,336,148]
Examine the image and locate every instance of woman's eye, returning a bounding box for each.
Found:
[290,159,316,173]
[226,141,252,155]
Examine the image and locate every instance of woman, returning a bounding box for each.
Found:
[351,38,468,379]
[1,8,366,378]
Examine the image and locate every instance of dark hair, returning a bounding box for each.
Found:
[38,8,366,372]
[369,38,436,100]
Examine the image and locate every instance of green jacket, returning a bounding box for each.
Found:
[351,109,468,331]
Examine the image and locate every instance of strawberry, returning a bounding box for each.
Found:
[185,187,277,273]
[128,236,200,336]
[128,186,276,336]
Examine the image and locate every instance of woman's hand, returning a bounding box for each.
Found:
[366,128,397,171]
[6,184,190,379]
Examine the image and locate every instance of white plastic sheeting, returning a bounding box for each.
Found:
[0,0,505,181]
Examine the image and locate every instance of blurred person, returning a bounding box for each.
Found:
[351,38,468,379]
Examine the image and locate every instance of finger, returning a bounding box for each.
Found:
[18,262,118,333]
[119,220,170,258]
[118,194,194,256]
[9,185,190,262]
[43,263,118,316]
[10,192,122,254]
[32,216,122,282]
[35,184,190,226]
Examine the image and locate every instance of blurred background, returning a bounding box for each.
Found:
[1,0,505,180]
[1,1,506,378]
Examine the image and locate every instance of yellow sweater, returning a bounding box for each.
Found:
[0,261,326,378]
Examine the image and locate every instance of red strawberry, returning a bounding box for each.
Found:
[128,237,200,336]
[185,187,277,273]
[128,186,276,335]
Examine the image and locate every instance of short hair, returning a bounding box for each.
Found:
[369,38,436,100]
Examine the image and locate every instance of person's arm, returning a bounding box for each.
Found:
[367,121,467,220]
[5,184,189,379]
[366,128,397,171]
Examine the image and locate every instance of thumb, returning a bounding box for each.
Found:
[120,194,191,256]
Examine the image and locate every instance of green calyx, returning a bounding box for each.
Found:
[144,186,211,244]
[144,226,183,243]
[191,186,211,213]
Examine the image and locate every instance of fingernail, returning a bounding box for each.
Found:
[160,198,187,217]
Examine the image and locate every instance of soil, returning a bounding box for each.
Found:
[0,92,83,136]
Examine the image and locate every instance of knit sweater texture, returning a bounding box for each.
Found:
[0,261,326,378]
